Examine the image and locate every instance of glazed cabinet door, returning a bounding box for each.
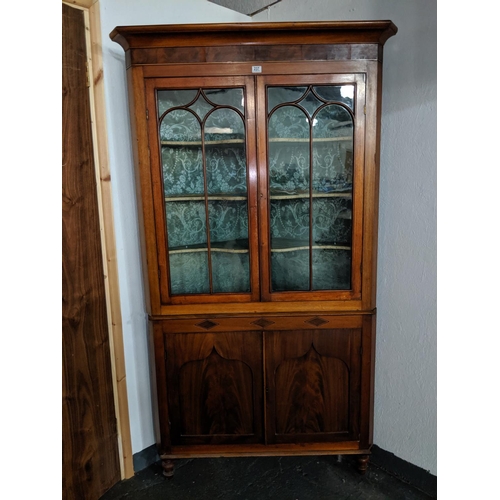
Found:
[257,74,366,302]
[265,325,361,444]
[145,77,259,306]
[164,330,263,446]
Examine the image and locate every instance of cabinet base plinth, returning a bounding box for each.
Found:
[160,443,371,460]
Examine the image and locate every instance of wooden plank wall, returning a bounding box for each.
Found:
[62,3,121,498]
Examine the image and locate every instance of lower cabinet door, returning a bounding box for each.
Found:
[165,331,263,445]
[265,327,361,444]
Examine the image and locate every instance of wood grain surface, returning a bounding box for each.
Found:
[62,4,120,498]
[266,328,361,444]
[165,331,263,445]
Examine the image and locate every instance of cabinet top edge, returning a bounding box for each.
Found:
[110,20,398,51]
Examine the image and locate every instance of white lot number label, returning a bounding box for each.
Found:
[252,66,262,73]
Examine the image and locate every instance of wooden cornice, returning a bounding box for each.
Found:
[110,21,398,51]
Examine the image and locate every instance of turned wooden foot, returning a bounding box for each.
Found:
[356,454,369,475]
[162,459,175,479]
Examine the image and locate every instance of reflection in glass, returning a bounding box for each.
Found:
[268,87,307,113]
[298,91,323,118]
[204,88,244,113]
[158,87,250,295]
[267,85,354,291]
[169,252,209,295]
[271,250,309,291]
[212,253,250,293]
[157,89,198,116]
[312,249,351,290]
[313,85,354,111]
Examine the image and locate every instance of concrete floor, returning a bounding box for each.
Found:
[100,454,435,499]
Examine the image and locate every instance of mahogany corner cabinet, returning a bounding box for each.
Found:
[110,21,397,478]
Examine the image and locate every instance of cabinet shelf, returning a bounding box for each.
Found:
[271,244,351,253]
[165,194,247,202]
[161,139,245,146]
[271,238,351,252]
[161,137,352,147]
[270,190,351,200]
[269,136,352,143]
[165,192,350,201]
[169,239,249,255]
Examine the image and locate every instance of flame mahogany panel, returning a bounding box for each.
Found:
[165,331,263,445]
[266,328,361,444]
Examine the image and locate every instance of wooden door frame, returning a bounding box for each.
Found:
[62,0,134,479]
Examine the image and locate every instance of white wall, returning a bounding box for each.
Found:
[100,0,436,475]
[254,0,437,475]
[99,0,250,455]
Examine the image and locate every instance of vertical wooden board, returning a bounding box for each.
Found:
[62,4,120,499]
[243,75,261,301]
[359,314,376,447]
[361,61,382,310]
[153,321,172,453]
[128,68,160,313]
[88,1,133,478]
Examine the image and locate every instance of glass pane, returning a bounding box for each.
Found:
[297,89,323,118]
[204,88,244,113]
[162,147,204,197]
[268,99,310,292]
[166,200,209,295]
[313,104,352,140]
[312,198,352,247]
[313,85,354,111]
[205,109,247,195]
[205,108,245,142]
[268,86,307,113]
[311,103,353,290]
[160,109,201,143]
[208,200,248,245]
[312,105,353,192]
[208,200,250,293]
[188,94,213,120]
[212,253,250,293]
[157,89,198,116]
[269,105,309,140]
[271,250,309,291]
[270,198,310,291]
[312,249,351,290]
[267,85,355,293]
[268,106,309,194]
[169,252,209,295]
[159,86,252,297]
[161,110,203,197]
[166,201,207,249]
